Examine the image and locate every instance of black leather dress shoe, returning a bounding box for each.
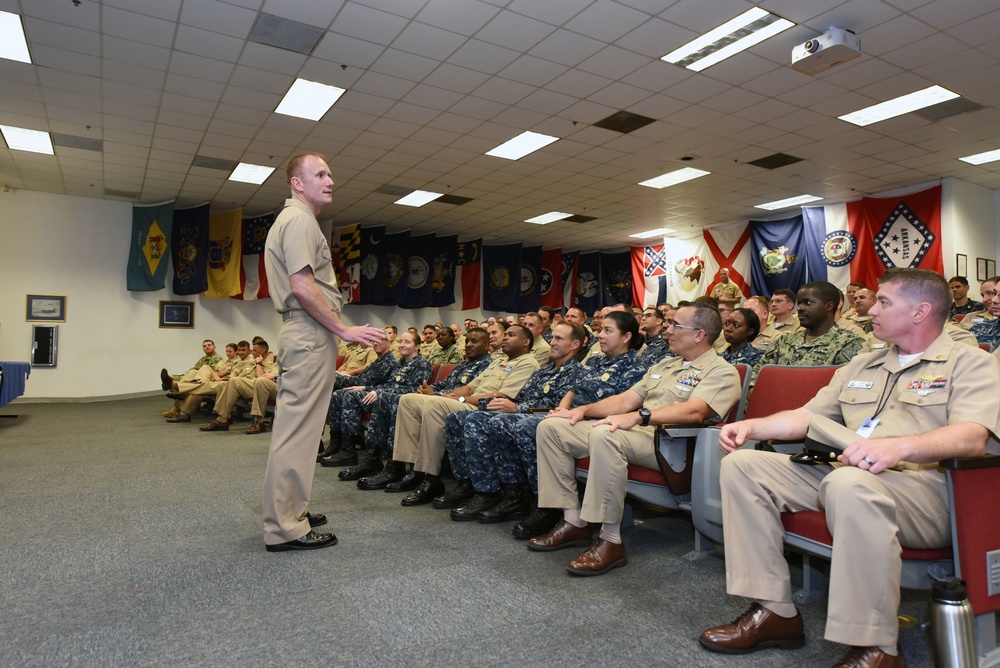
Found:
[338,451,383,481]
[478,485,532,524]
[450,492,502,521]
[305,512,327,528]
[166,392,183,400]
[265,530,337,552]
[384,470,423,493]
[160,368,172,391]
[401,476,445,506]
[512,507,562,540]
[357,460,406,490]
[431,480,474,509]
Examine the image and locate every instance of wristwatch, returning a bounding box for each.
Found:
[458,396,467,403]
[638,408,651,427]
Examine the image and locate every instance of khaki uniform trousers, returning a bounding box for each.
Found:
[175,378,227,415]
[176,365,212,393]
[536,418,657,525]
[214,376,255,420]
[262,317,338,545]
[393,394,472,475]
[250,377,276,418]
[721,449,950,647]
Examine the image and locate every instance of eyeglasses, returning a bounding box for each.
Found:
[667,319,702,332]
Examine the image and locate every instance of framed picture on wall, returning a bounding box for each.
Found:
[956,253,967,278]
[977,258,994,282]
[159,301,194,329]
[26,294,66,322]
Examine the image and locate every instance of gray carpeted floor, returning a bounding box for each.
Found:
[0,398,943,666]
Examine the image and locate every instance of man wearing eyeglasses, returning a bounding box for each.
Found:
[528,303,741,576]
[700,268,1000,668]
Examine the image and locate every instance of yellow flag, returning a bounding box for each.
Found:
[203,209,243,298]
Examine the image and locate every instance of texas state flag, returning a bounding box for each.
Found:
[803,184,942,290]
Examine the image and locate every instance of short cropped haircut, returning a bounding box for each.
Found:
[772,288,796,302]
[237,340,250,349]
[508,323,534,349]
[203,339,215,345]
[880,268,951,326]
[255,339,269,350]
[694,295,719,308]
[384,325,397,335]
[285,153,325,185]
[948,276,969,287]
[799,281,840,308]
[681,302,723,342]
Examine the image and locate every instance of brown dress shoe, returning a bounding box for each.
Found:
[245,420,266,435]
[199,419,229,432]
[166,412,191,423]
[699,602,805,654]
[527,519,592,552]
[162,407,179,417]
[566,538,627,576]
[833,646,906,668]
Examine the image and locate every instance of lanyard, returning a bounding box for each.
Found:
[873,368,903,419]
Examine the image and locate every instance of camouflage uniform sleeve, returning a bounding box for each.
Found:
[445,345,465,364]
[833,330,866,365]
[750,334,789,384]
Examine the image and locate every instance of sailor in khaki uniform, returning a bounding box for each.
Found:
[260,153,382,552]
[700,268,1000,668]
[201,340,280,434]
[529,303,741,576]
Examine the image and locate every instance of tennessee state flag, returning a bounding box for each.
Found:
[540,248,563,309]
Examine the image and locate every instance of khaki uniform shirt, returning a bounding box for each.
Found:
[389,340,402,361]
[861,323,978,353]
[265,197,342,316]
[339,342,376,372]
[230,355,258,380]
[531,336,552,365]
[712,330,729,353]
[710,282,743,303]
[750,322,786,351]
[773,317,802,334]
[835,319,867,337]
[806,332,1000,469]
[467,353,540,399]
[255,355,280,377]
[630,348,742,421]
[214,356,236,376]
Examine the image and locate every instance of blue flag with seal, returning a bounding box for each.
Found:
[749,215,808,297]
[127,201,174,291]
[517,245,542,313]
[483,243,521,312]
[403,233,435,309]
[575,252,601,314]
[375,230,410,306]
[431,234,458,308]
[170,203,209,295]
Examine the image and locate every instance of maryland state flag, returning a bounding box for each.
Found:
[203,209,242,298]
[171,204,209,295]
[126,201,174,291]
[334,223,361,303]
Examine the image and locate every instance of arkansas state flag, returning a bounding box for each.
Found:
[518,245,542,313]
[232,213,274,300]
[540,248,563,309]
[631,244,668,308]
[203,209,242,298]
[483,243,521,312]
[449,238,482,311]
[802,184,942,291]
[126,201,174,292]
[171,203,209,295]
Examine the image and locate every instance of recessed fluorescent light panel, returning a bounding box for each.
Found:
[0,125,53,154]
[0,11,31,64]
[525,212,572,225]
[229,163,275,184]
[395,190,443,207]
[959,148,1000,166]
[755,194,823,210]
[638,167,710,189]
[275,78,346,121]
[485,131,559,160]
[838,85,961,127]
[661,8,793,72]
[629,228,676,239]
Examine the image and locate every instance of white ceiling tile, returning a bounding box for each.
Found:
[416,0,500,36]
[102,6,176,48]
[103,61,166,89]
[179,0,258,38]
[529,29,607,67]
[565,0,651,42]
[238,42,309,76]
[331,3,410,46]
[165,74,227,102]
[370,48,440,82]
[23,17,100,56]
[228,66,292,95]
[102,35,172,70]
[169,52,236,84]
[32,45,101,77]
[351,70,418,101]
[474,9,555,51]
[471,77,535,104]
[447,39,520,75]
[22,0,100,30]
[505,0,593,26]
[422,64,492,94]
[312,32,387,69]
[104,0,182,21]
[260,0,344,26]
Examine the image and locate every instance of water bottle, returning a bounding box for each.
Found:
[930,578,977,668]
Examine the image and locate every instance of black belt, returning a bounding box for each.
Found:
[789,437,841,466]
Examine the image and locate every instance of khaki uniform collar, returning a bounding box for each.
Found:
[864,331,953,374]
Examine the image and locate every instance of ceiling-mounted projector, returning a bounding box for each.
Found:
[791,28,861,75]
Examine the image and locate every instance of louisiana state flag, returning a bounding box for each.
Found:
[127,201,174,291]
[203,209,242,298]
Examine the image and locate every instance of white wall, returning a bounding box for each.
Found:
[942,177,998,300]
[0,190,496,400]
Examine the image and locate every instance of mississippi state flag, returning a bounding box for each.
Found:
[631,244,668,308]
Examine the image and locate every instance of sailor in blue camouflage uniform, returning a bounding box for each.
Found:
[318,331,430,469]
[720,307,765,367]
[344,329,494,490]
[968,283,1000,350]
[639,307,673,366]
[439,322,590,521]
[510,311,649,538]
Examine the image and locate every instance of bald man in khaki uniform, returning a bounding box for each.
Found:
[700,268,1000,668]
[529,303,741,576]
[261,153,383,552]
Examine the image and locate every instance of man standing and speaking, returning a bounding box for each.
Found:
[262,153,383,552]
